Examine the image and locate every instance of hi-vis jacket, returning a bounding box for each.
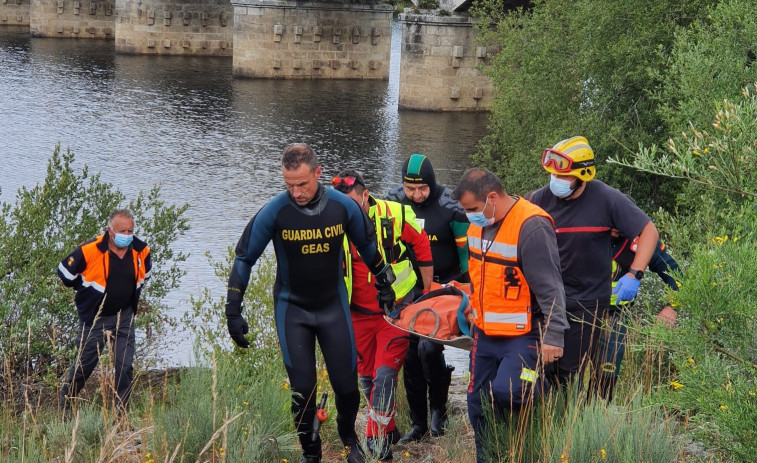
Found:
[58,233,152,324]
[345,196,432,312]
[468,199,553,336]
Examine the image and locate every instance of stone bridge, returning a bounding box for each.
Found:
[2,0,496,111]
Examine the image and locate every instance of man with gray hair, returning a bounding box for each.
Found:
[57,209,152,415]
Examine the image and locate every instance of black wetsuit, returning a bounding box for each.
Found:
[385,184,469,435]
[227,184,385,456]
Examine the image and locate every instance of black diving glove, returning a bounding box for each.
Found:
[225,302,250,348]
[374,265,397,315]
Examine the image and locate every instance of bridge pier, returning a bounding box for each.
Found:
[1,0,30,26]
[30,0,114,38]
[398,11,493,111]
[232,0,392,79]
[115,0,233,55]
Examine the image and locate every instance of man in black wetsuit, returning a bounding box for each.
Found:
[385,154,470,441]
[225,144,396,463]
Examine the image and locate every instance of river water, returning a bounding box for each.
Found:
[0,22,488,371]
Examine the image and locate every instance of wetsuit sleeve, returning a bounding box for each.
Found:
[344,196,385,275]
[383,185,404,202]
[58,245,86,289]
[399,205,432,267]
[648,243,682,291]
[227,204,277,306]
[451,220,470,272]
[442,189,470,273]
[518,216,568,348]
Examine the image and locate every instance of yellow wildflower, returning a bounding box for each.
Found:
[687,358,695,365]
[404,452,410,457]
[601,449,607,460]
[748,391,756,397]
[693,150,700,156]
[670,381,684,390]
[282,460,289,463]
[282,381,290,390]
[720,404,727,410]
[712,282,717,287]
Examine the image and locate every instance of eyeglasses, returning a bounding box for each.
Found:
[541,149,593,172]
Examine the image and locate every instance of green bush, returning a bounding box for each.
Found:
[611,85,757,459]
[0,145,189,384]
[471,0,715,206]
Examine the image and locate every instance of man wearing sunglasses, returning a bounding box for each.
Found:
[528,136,659,392]
[385,154,470,442]
[333,169,433,461]
[225,144,396,463]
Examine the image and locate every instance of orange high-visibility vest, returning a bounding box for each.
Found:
[468,197,554,336]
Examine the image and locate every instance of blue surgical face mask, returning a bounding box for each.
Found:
[466,198,496,227]
[113,233,133,248]
[549,175,575,199]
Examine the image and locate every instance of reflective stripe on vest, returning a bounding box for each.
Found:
[468,197,554,336]
[372,198,417,300]
[343,198,418,302]
[80,234,149,294]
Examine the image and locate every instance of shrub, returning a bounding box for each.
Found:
[0,145,189,386]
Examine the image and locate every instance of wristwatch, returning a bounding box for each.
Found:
[629,268,645,280]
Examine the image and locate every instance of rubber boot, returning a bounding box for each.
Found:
[429,364,454,437]
[398,337,428,444]
[343,438,366,463]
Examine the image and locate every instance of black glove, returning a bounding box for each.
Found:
[374,265,396,315]
[226,303,250,348]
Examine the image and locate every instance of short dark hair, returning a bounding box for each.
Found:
[282,144,318,171]
[332,168,367,194]
[453,168,505,201]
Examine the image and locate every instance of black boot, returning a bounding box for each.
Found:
[397,424,427,444]
[400,336,429,443]
[343,439,366,463]
[429,364,454,437]
[300,456,320,463]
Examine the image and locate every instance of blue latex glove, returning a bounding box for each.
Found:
[612,274,641,303]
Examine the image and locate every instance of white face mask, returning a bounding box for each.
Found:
[466,198,496,227]
[549,175,575,198]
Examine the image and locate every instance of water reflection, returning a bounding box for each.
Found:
[0,22,488,368]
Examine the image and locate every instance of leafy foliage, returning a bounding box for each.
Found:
[472,0,717,206]
[0,145,189,382]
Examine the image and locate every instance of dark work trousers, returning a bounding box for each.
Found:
[60,308,136,413]
[403,335,451,430]
[276,298,361,458]
[545,304,606,392]
[594,307,628,402]
[467,326,544,463]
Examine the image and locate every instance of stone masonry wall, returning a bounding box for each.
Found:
[398,11,493,111]
[116,0,233,55]
[233,0,392,79]
[1,0,30,26]
[30,0,115,38]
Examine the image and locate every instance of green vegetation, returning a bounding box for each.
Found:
[472,0,757,460]
[0,145,189,383]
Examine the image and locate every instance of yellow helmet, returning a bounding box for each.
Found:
[541,136,596,182]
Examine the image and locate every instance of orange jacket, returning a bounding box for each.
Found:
[58,233,151,324]
[468,198,553,336]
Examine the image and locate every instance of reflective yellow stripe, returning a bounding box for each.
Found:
[520,368,538,383]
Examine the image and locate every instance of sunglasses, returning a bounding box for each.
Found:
[541,149,594,172]
[331,176,360,188]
